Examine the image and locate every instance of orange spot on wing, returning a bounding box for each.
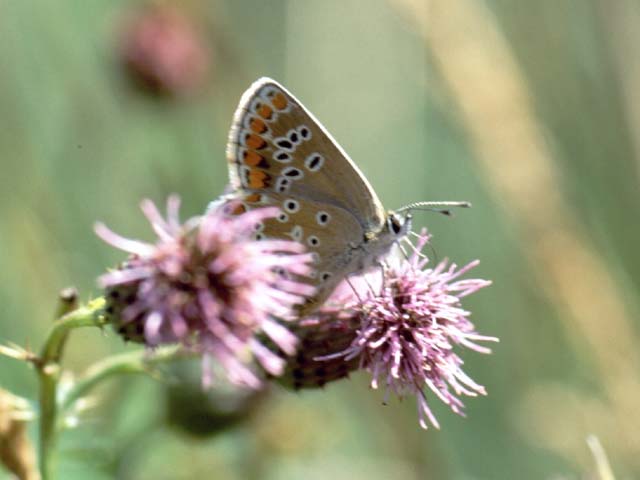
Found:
[257,103,273,120]
[248,169,270,189]
[249,118,267,133]
[229,203,247,215]
[271,92,288,110]
[243,151,267,167]
[244,193,263,203]
[245,133,267,150]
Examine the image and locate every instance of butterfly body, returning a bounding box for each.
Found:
[226,78,411,315]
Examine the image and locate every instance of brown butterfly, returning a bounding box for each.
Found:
[225,78,468,315]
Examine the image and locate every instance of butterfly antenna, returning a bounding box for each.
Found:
[396,201,471,216]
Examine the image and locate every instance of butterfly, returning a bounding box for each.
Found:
[225,77,468,316]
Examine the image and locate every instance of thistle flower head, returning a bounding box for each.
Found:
[96,196,315,388]
[321,230,498,429]
[118,4,211,97]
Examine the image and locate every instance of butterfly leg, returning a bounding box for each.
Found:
[345,277,365,306]
[362,272,378,297]
[375,260,389,293]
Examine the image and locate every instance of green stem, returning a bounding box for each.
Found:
[38,297,106,480]
[40,298,106,365]
[61,346,184,412]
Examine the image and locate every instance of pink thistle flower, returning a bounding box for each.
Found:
[95,196,315,389]
[321,230,498,429]
[118,4,211,98]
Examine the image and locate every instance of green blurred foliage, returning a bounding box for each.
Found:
[1,0,639,479]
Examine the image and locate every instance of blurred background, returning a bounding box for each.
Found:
[1,0,639,478]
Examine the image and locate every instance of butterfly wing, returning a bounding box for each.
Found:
[228,191,366,314]
[226,77,386,230]
[225,78,387,314]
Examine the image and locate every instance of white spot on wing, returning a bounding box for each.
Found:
[281,166,304,180]
[287,129,302,145]
[273,150,292,163]
[277,212,289,223]
[298,125,311,140]
[283,199,300,213]
[274,137,295,152]
[288,225,303,241]
[316,211,331,226]
[305,153,325,172]
[276,177,290,193]
[239,166,251,187]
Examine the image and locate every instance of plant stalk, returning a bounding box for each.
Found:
[37,297,106,480]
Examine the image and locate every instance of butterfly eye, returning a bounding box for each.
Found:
[388,215,404,235]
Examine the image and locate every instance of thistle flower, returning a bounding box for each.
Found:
[319,230,498,429]
[95,196,315,389]
[118,4,211,98]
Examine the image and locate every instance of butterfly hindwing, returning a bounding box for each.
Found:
[230,191,365,315]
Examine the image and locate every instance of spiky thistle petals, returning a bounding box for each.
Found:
[95,196,315,388]
[323,230,497,429]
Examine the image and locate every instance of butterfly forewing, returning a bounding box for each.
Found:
[226,78,386,229]
[226,78,389,315]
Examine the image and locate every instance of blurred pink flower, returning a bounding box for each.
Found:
[320,230,498,429]
[96,196,315,388]
[118,4,211,97]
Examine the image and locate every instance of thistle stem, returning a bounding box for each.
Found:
[60,346,184,413]
[37,297,106,480]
